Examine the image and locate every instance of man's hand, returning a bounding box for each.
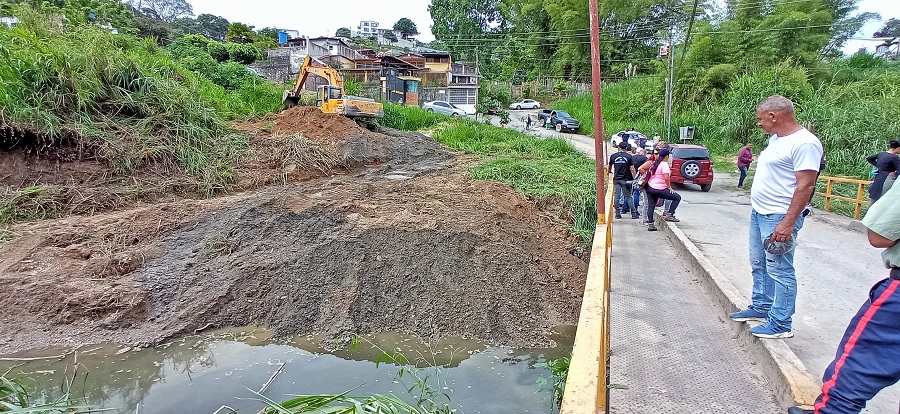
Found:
[772,220,794,243]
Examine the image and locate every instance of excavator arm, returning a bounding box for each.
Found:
[283,56,343,107]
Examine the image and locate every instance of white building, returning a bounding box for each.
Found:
[352,20,380,37]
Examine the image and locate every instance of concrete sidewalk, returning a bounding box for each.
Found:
[666,171,898,413]
[608,216,782,413]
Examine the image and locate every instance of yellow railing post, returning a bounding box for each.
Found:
[855,183,865,219]
[815,175,872,218]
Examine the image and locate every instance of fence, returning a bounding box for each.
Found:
[815,175,872,219]
[559,178,613,414]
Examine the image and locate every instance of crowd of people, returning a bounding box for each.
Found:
[607,137,681,231]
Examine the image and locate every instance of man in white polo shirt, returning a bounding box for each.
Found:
[729,95,823,339]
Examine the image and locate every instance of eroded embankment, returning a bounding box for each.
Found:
[0,107,588,353]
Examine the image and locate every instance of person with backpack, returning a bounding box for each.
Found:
[643,148,682,231]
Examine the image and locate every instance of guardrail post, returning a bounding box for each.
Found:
[824,179,833,212]
[855,183,865,219]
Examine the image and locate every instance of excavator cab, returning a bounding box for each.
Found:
[315,85,344,108]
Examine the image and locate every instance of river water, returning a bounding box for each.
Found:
[0,326,574,413]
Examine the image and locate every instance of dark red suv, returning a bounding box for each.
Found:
[668,144,714,192]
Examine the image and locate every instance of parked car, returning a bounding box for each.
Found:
[610,131,652,150]
[423,101,468,117]
[537,109,580,133]
[668,143,714,192]
[509,99,541,110]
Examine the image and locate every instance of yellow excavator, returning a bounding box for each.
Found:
[282,55,384,119]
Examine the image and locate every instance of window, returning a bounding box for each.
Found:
[448,89,476,105]
[436,102,449,108]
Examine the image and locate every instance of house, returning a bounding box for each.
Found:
[353,20,380,37]
[307,36,366,69]
[415,52,479,114]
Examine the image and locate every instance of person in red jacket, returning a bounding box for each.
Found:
[737,142,753,189]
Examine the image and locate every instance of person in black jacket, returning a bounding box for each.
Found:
[866,140,900,204]
[608,141,637,219]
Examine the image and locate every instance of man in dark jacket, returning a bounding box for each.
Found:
[866,140,900,204]
[608,141,637,219]
[738,142,753,189]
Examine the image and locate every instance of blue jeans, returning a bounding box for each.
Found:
[738,166,749,188]
[748,210,805,329]
[632,187,640,210]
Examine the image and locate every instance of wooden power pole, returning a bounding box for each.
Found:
[589,0,606,221]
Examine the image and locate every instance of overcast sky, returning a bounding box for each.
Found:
[185,0,895,54]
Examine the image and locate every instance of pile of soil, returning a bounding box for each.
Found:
[0,107,588,354]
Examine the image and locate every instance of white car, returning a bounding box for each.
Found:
[422,101,468,117]
[611,131,653,150]
[509,99,541,110]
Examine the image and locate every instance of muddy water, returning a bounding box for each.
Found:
[0,326,575,413]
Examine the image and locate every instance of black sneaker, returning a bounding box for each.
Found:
[631,213,640,219]
[664,215,680,222]
[647,223,657,231]
[615,213,622,219]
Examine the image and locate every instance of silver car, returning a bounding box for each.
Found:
[509,99,541,110]
[422,101,467,117]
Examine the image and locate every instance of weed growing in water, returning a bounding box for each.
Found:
[534,354,571,411]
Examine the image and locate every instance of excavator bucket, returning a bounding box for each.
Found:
[282,90,300,108]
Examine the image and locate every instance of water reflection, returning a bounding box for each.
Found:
[0,326,574,413]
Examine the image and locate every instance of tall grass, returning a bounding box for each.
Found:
[376,103,445,131]
[419,115,598,243]
[0,7,282,194]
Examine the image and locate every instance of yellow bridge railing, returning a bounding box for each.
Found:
[816,175,872,219]
[559,178,614,414]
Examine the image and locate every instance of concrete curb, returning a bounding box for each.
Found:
[654,213,821,409]
[810,208,867,233]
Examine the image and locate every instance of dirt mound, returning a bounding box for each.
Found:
[0,162,587,353]
[236,106,366,144]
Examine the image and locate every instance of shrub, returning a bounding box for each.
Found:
[207,41,229,62]
[226,42,260,64]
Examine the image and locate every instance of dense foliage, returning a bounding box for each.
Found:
[0,6,282,193]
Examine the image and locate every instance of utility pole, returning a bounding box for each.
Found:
[665,18,675,142]
[589,0,606,220]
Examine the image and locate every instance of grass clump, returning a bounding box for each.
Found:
[376,102,445,131]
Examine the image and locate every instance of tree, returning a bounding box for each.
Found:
[257,27,280,40]
[393,18,419,38]
[874,18,900,38]
[195,13,230,41]
[383,31,398,44]
[130,0,193,23]
[335,27,351,38]
[226,22,255,43]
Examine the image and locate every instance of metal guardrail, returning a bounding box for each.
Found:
[559,178,614,414]
[816,175,872,219]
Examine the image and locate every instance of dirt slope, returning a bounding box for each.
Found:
[0,108,588,354]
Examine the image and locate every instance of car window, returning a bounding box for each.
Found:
[524,100,534,103]
[555,111,571,117]
[672,148,710,160]
[436,102,448,108]
[450,103,460,109]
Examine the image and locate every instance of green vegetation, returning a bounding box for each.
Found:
[379,104,598,243]
[1,371,105,413]
[534,354,571,409]
[553,56,900,181]
[0,6,283,197]
[257,335,455,414]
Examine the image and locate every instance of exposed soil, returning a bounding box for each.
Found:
[0,107,588,354]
